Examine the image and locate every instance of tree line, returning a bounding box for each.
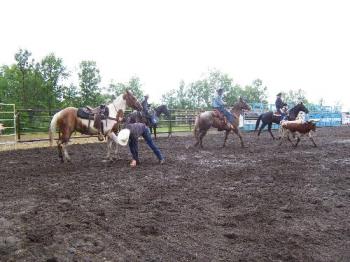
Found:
[0,49,311,113]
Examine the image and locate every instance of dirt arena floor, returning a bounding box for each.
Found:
[1,126,349,261]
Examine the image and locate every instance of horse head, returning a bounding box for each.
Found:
[296,102,309,114]
[232,97,251,113]
[289,102,309,120]
[123,90,142,111]
[155,104,171,119]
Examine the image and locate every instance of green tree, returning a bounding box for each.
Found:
[225,84,244,105]
[14,49,34,108]
[0,65,18,104]
[186,69,235,108]
[161,88,178,109]
[40,53,69,113]
[241,79,268,104]
[160,69,267,109]
[283,89,308,105]
[78,60,101,106]
[62,84,80,107]
[108,76,144,101]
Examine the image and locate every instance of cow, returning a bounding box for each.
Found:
[278,119,317,147]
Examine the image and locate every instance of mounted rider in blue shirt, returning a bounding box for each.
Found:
[212,88,234,129]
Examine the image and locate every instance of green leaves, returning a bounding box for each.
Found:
[161,70,269,109]
[78,60,102,107]
[283,89,309,106]
[108,76,144,102]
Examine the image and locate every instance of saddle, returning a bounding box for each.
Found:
[212,109,229,131]
[77,105,109,141]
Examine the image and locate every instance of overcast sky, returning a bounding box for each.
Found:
[1,0,350,110]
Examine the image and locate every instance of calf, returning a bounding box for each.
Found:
[279,120,317,147]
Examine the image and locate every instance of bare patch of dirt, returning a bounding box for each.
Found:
[0,127,349,261]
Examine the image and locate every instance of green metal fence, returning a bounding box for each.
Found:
[9,104,345,143]
[0,103,16,145]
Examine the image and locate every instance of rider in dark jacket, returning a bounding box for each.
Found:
[275,92,288,120]
[141,94,156,125]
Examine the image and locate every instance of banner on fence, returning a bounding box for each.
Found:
[342,112,350,125]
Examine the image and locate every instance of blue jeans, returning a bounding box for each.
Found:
[215,107,234,124]
[143,110,157,125]
[128,128,163,162]
[277,109,287,120]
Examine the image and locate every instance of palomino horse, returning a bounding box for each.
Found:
[49,90,142,162]
[126,104,171,139]
[254,102,309,140]
[194,98,251,148]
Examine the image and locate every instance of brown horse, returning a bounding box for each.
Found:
[194,98,251,148]
[49,90,142,162]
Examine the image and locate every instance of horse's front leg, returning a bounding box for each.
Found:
[233,128,245,148]
[57,142,64,163]
[113,140,119,156]
[154,127,157,140]
[106,136,113,160]
[268,123,275,140]
[107,132,119,160]
[199,130,207,148]
[223,130,230,147]
[61,142,71,162]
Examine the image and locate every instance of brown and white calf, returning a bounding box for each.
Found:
[279,120,317,147]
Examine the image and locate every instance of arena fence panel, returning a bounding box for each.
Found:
[0,103,16,145]
[7,104,347,143]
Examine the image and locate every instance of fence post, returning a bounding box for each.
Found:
[16,112,21,141]
[168,110,172,137]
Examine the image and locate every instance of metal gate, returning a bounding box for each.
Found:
[0,103,16,145]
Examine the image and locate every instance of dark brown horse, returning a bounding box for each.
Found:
[126,104,171,139]
[194,98,251,148]
[49,90,142,162]
[255,102,309,139]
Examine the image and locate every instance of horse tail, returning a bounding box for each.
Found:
[194,115,200,140]
[255,114,263,131]
[49,111,60,146]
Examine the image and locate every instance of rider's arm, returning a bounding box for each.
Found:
[213,95,225,107]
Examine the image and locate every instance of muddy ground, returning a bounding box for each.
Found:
[0,127,349,261]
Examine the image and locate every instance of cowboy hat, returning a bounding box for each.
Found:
[276,92,282,96]
[117,129,130,146]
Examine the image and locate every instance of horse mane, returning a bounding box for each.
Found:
[288,103,302,115]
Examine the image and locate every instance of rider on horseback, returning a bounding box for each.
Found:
[212,87,234,129]
[142,94,156,125]
[275,92,288,120]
